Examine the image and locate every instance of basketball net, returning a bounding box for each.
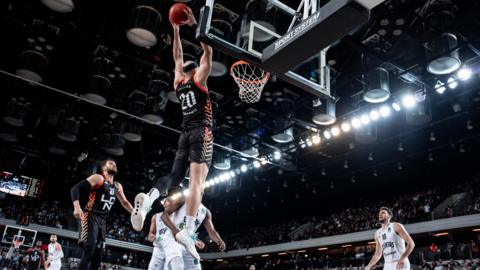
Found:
[230,60,270,103]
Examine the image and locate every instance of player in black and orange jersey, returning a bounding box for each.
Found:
[131,8,213,260]
[70,158,134,270]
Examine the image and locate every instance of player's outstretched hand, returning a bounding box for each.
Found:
[181,8,197,27]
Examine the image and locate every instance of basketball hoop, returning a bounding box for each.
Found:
[230,60,270,103]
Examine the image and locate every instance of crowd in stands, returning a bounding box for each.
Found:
[218,177,480,251]
[222,238,480,270]
[0,200,69,229]
[0,177,478,253]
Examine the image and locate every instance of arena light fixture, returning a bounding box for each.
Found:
[340,122,350,133]
[278,252,288,255]
[253,160,261,168]
[261,254,269,257]
[433,232,449,237]
[369,110,380,121]
[457,67,472,81]
[341,244,352,248]
[300,139,306,148]
[351,117,362,129]
[312,134,321,144]
[401,94,416,109]
[260,157,268,165]
[297,250,306,253]
[306,138,313,147]
[273,150,281,160]
[447,76,458,89]
[214,177,220,184]
[472,228,480,232]
[435,80,446,94]
[392,101,401,112]
[323,130,332,140]
[240,164,248,172]
[331,126,341,137]
[229,171,236,177]
[360,114,370,125]
[368,241,376,245]
[318,247,328,251]
[379,105,391,118]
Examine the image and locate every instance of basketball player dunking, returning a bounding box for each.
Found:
[45,234,63,270]
[26,240,45,270]
[70,159,134,270]
[131,8,214,260]
[365,207,415,270]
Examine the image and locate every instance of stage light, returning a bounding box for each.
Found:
[274,150,281,160]
[214,177,220,184]
[401,94,416,109]
[253,160,260,168]
[306,138,313,147]
[323,130,332,139]
[360,114,370,125]
[331,126,341,137]
[379,105,391,117]
[392,101,401,112]
[341,122,351,132]
[457,67,472,81]
[240,164,248,172]
[435,81,446,94]
[230,171,236,177]
[300,139,306,148]
[312,134,321,144]
[351,117,362,129]
[447,76,458,89]
[260,157,268,165]
[369,110,380,121]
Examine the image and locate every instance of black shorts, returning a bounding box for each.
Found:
[78,212,106,249]
[175,126,213,167]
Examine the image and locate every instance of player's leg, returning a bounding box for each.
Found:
[167,256,184,270]
[182,250,202,270]
[176,126,212,260]
[148,248,165,270]
[90,216,106,270]
[131,132,189,231]
[78,213,97,270]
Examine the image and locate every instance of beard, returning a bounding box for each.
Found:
[106,168,117,175]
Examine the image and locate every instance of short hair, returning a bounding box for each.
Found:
[99,158,115,172]
[380,206,393,217]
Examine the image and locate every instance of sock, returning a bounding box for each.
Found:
[147,188,160,204]
[185,215,195,234]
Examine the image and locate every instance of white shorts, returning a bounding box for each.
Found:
[182,249,201,270]
[384,260,411,270]
[148,247,166,270]
[47,260,61,270]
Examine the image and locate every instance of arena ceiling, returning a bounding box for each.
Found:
[0,0,480,225]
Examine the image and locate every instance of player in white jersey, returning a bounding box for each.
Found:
[161,193,226,269]
[45,235,63,270]
[148,197,206,270]
[365,207,415,270]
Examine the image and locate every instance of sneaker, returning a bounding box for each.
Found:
[175,229,200,260]
[130,193,151,231]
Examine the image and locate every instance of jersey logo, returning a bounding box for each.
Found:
[179,91,197,110]
[100,188,116,211]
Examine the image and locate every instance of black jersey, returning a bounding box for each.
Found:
[175,78,213,130]
[28,248,43,269]
[84,177,117,217]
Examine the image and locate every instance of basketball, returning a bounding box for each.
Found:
[169,3,189,25]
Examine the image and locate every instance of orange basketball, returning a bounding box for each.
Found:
[169,3,189,25]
